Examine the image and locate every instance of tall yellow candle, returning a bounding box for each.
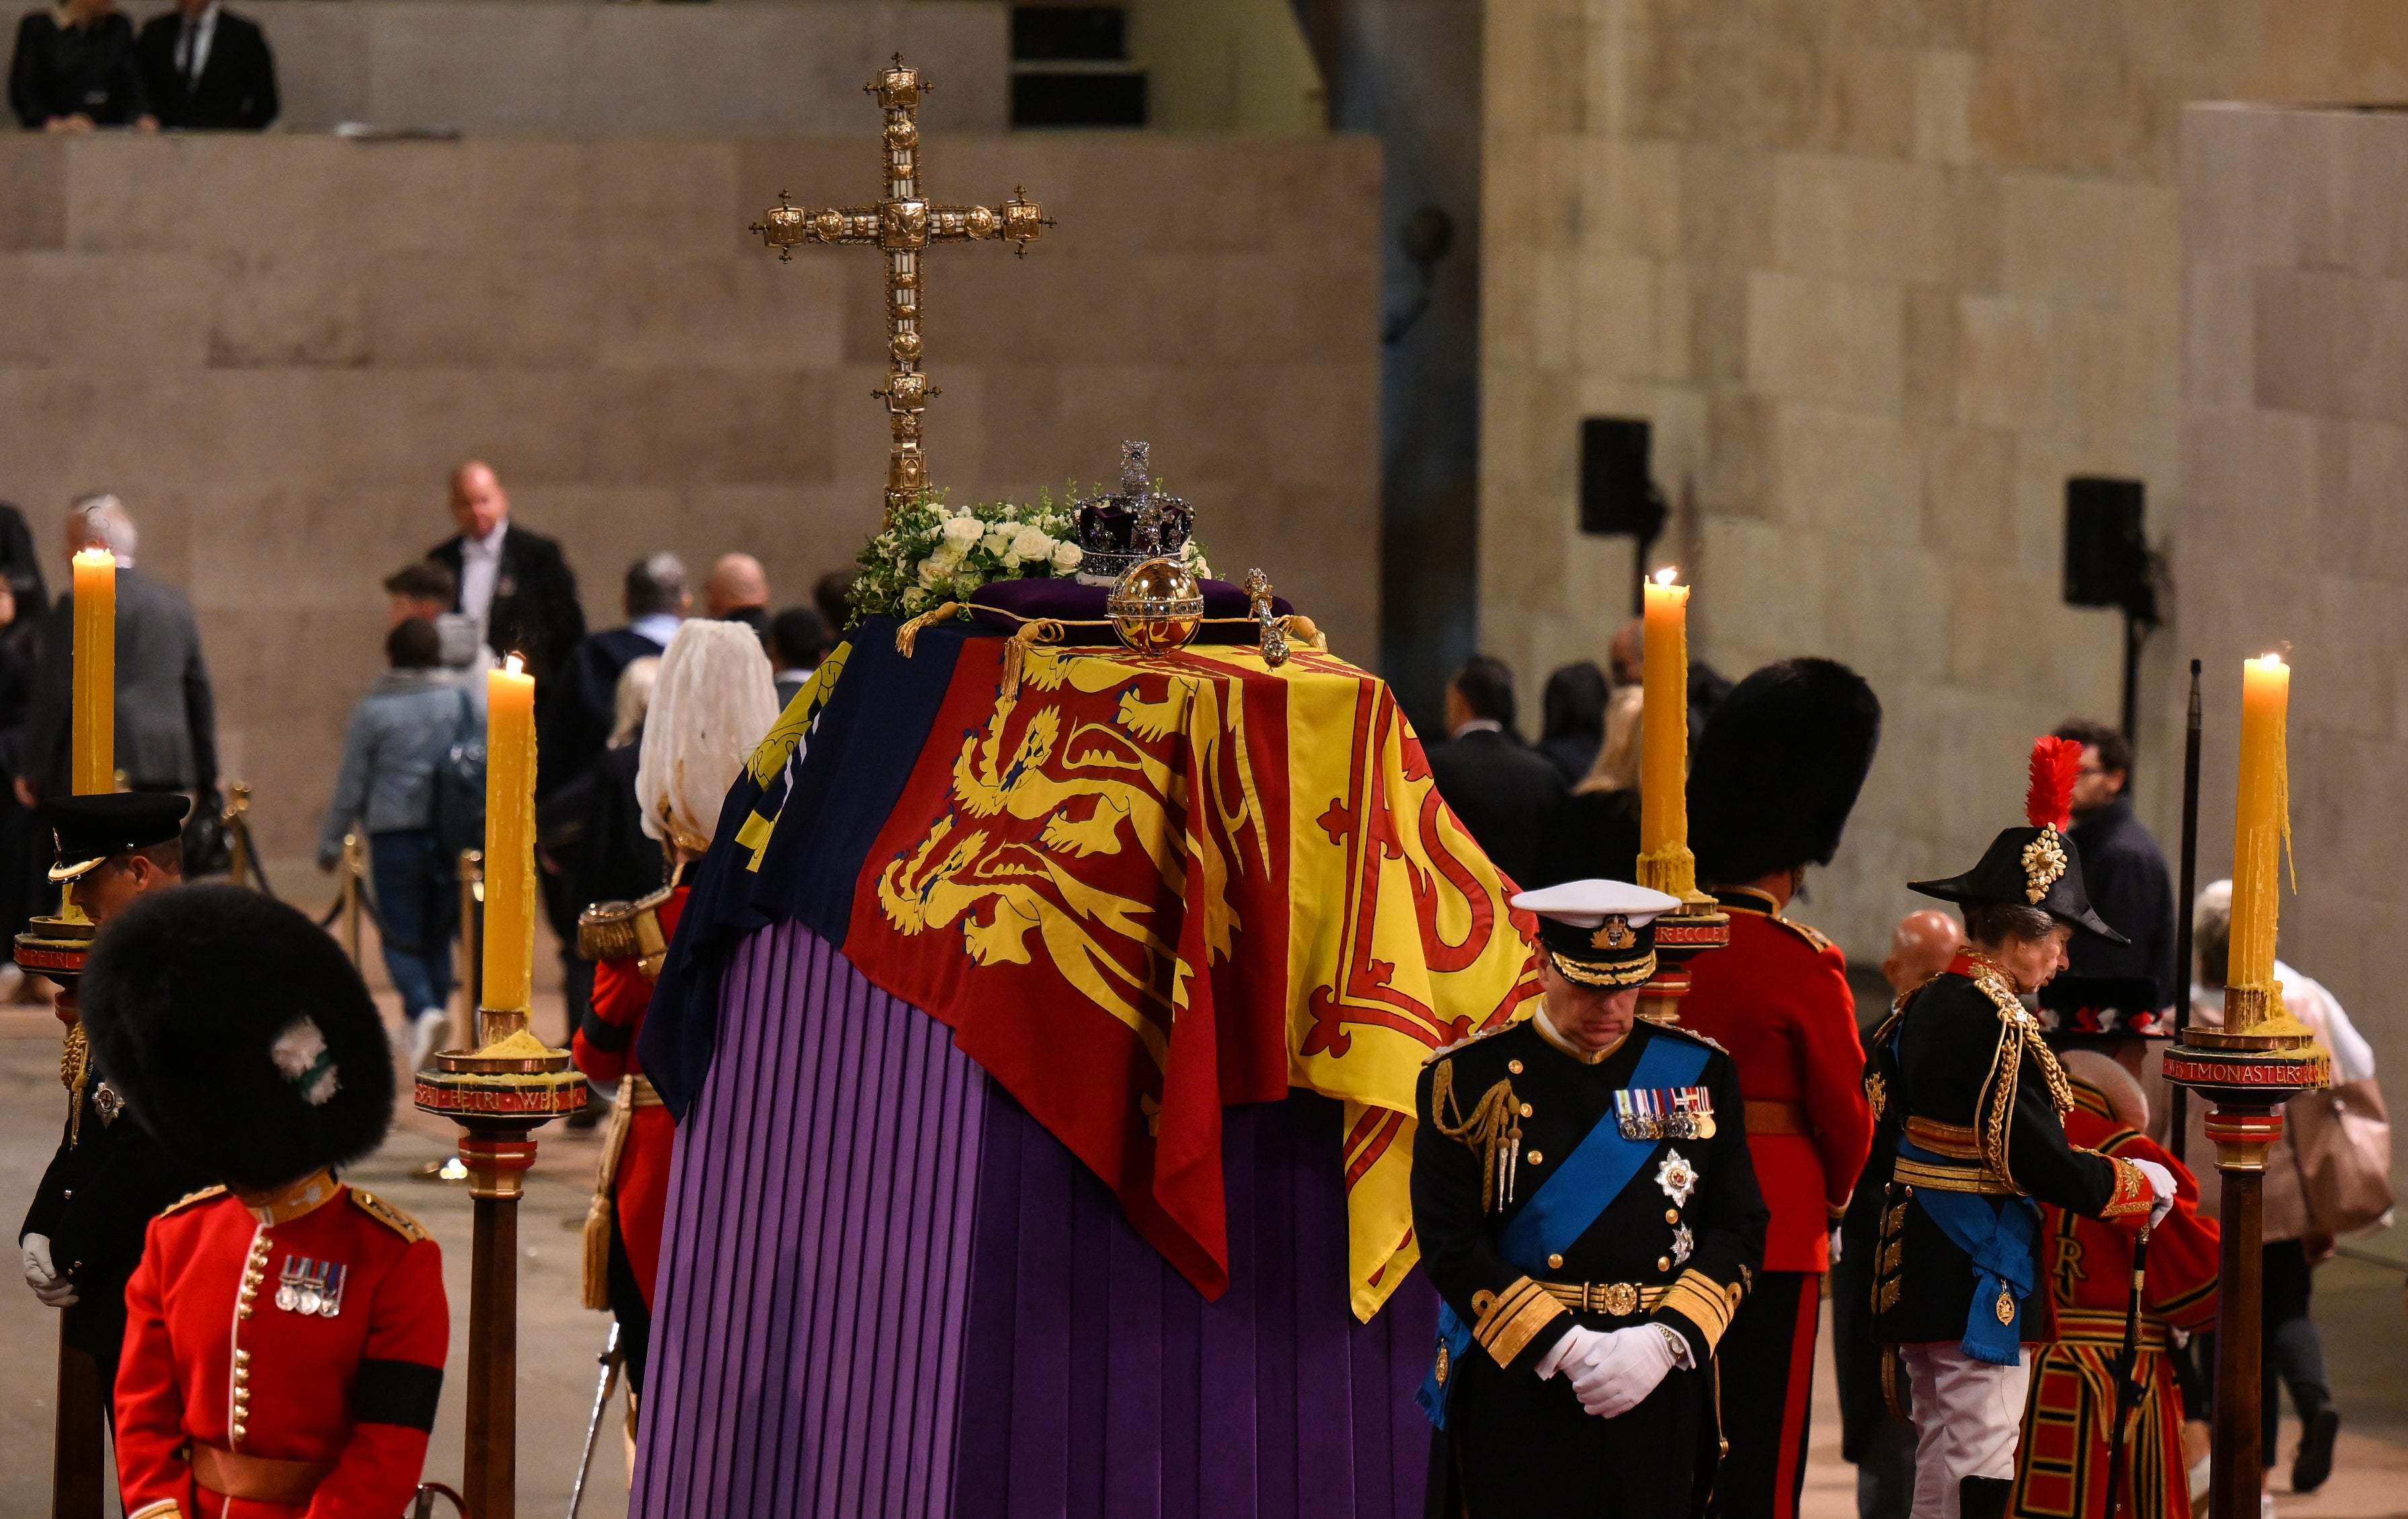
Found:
[481,656,537,1015]
[2226,654,2291,997]
[70,548,114,795]
[1638,570,1689,854]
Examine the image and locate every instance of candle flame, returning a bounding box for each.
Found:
[71,547,114,566]
[504,654,524,676]
[1652,567,1678,586]
[2251,652,2287,668]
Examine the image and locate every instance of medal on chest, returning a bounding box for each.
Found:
[1655,1149,1699,1207]
[272,1255,348,1319]
[1615,1085,1716,1141]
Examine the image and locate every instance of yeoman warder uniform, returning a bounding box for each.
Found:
[1862,740,2171,1519]
[18,795,210,1399]
[1677,658,1881,1519]
[79,884,448,1518]
[1415,880,1769,1519]
[2012,978,2218,1519]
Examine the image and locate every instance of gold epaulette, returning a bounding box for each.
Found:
[350,1187,428,1244]
[577,880,676,978]
[161,1185,226,1216]
[1764,913,1832,954]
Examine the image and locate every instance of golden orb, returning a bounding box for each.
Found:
[1108,557,1205,656]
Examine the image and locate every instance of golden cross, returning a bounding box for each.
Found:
[750,56,1051,526]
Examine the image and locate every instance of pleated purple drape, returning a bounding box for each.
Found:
[631,919,1439,1519]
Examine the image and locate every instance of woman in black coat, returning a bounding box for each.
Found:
[9,0,154,130]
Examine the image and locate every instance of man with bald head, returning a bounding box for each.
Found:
[425,460,584,785]
[705,552,772,650]
[1882,910,1964,1000]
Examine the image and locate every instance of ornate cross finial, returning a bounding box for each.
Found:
[748,55,1054,526]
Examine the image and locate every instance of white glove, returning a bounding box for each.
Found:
[1828,1223,1844,1265]
[1535,1323,1609,1381]
[1569,1324,1682,1418]
[22,1234,75,1307]
[2132,1158,2176,1228]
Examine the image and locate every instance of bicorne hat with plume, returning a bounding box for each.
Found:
[1906,736,2128,943]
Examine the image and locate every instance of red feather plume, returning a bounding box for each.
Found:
[2025,736,2082,830]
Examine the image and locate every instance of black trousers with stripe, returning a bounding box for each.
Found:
[1709,1269,1820,1519]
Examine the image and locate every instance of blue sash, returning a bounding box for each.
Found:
[1417,1034,1711,1427]
[1896,1137,2040,1365]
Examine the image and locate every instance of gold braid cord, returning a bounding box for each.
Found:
[1965,957,2072,1191]
[60,1022,89,1146]
[1430,1059,1523,1212]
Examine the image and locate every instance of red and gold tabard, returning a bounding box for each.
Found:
[1677,888,1874,1270]
[575,882,687,1309]
[2011,1079,2218,1519]
[114,1173,446,1519]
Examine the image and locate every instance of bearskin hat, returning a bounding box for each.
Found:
[80,884,394,1194]
[1687,657,1883,886]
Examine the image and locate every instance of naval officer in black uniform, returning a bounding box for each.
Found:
[1414,878,1769,1518]
[1861,738,2175,1519]
[17,793,210,1401]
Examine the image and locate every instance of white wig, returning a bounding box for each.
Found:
[635,620,781,852]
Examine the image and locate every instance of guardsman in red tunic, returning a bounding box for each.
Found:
[2013,978,2218,1519]
[78,884,448,1518]
[1677,658,1882,1519]
[573,617,780,1398]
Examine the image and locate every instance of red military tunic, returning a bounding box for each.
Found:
[1678,888,1875,1270]
[2012,1077,2218,1519]
[574,883,685,1309]
[116,1175,446,1519]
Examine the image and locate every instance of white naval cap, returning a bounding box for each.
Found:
[1508,878,1681,929]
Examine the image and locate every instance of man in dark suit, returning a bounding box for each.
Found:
[136,0,275,130]
[426,459,584,791]
[1424,654,1564,888]
[551,552,686,794]
[2051,717,2177,1007]
[16,494,217,808]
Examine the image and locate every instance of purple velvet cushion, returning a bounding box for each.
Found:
[967,575,1294,644]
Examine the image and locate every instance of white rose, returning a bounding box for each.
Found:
[1191,558,1212,580]
[917,556,947,586]
[902,587,927,610]
[941,516,984,547]
[1050,541,1083,572]
[980,529,1013,557]
[1011,526,1053,561]
[1177,539,1200,562]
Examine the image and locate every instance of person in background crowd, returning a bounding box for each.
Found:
[19,495,217,814]
[2176,880,2387,1497]
[9,0,153,130]
[1608,615,1732,740]
[2052,719,2175,1005]
[2015,978,2219,1519]
[0,504,45,996]
[1835,910,1970,1519]
[424,461,583,763]
[1424,654,1563,888]
[768,606,831,707]
[574,621,779,1403]
[1608,619,1645,689]
[1679,658,1882,1519]
[18,793,207,1410]
[1536,660,1610,785]
[382,559,481,678]
[705,552,771,649]
[566,656,662,931]
[317,616,481,1071]
[1541,681,1641,886]
[135,0,274,130]
[812,568,854,635]
[553,553,688,791]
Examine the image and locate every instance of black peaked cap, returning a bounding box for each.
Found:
[42,792,190,881]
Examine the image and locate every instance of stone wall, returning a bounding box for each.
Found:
[1481,1,2408,958]
[192,0,1007,137]
[2180,102,2408,1194]
[0,132,1378,873]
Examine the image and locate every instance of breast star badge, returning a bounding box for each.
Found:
[1655,1149,1698,1208]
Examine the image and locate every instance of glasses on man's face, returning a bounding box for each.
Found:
[2075,766,2106,779]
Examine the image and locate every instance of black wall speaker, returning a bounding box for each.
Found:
[1580,418,1666,540]
[2064,476,2152,616]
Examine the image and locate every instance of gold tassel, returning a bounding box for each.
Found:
[894,601,963,656]
[1277,615,1329,654]
[580,1192,615,1311]
[1000,618,1066,699]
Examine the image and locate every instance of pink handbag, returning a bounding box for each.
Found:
[2289,1076,2395,1236]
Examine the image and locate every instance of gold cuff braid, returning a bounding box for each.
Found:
[1471,1276,1566,1367]
[1658,1268,1742,1356]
